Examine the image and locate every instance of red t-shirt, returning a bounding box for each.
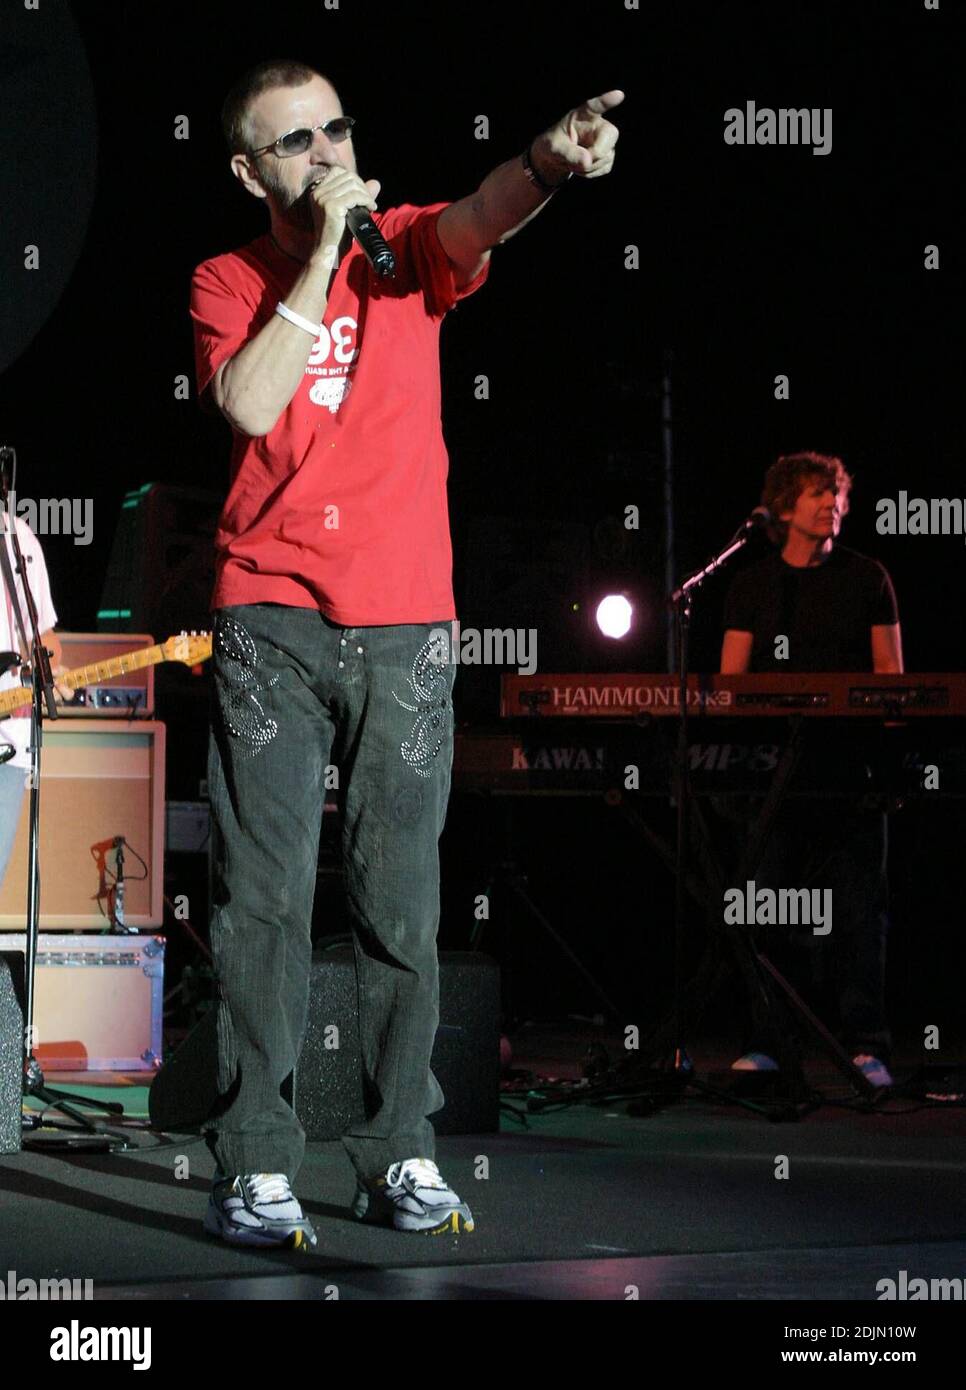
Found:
[190,203,490,625]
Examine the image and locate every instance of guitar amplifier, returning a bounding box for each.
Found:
[0,722,166,929]
[56,631,156,717]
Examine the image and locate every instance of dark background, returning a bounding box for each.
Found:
[1,0,961,1032]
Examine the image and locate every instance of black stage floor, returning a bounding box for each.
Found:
[2,1041,965,1302]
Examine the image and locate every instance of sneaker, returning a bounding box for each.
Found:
[731,1051,780,1072]
[852,1054,893,1088]
[203,1173,318,1249]
[351,1157,475,1234]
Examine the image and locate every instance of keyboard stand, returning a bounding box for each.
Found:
[613,715,881,1105]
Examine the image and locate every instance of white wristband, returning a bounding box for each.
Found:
[275,301,322,338]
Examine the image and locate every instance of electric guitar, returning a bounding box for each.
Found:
[0,631,212,717]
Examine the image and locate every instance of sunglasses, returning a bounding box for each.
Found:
[249,117,356,160]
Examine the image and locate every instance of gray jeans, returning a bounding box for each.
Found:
[203,604,455,1182]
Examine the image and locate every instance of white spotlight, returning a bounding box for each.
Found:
[596,594,633,639]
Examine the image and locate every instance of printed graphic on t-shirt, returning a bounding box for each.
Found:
[191,204,491,622]
[305,313,359,415]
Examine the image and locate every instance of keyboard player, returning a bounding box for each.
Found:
[719,451,903,1086]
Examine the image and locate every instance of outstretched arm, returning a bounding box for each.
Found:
[436,90,624,286]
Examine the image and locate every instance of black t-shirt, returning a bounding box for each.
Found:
[723,545,899,672]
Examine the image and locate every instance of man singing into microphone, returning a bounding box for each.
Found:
[190,59,622,1247]
[720,451,902,1088]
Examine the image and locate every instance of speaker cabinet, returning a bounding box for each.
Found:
[149,948,502,1138]
[0,722,166,929]
[98,482,220,640]
[0,952,24,1154]
[291,947,501,1139]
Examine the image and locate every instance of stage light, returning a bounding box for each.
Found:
[596,594,633,639]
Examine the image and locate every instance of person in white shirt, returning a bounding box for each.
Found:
[0,515,64,886]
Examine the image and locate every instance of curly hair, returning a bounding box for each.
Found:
[761,451,853,543]
[221,59,333,156]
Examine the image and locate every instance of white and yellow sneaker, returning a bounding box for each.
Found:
[352,1158,475,1235]
[730,1051,780,1072]
[204,1173,318,1249]
[852,1054,893,1088]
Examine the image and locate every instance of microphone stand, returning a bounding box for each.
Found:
[0,473,127,1150]
[668,519,762,1039]
[663,517,765,1081]
[109,835,137,935]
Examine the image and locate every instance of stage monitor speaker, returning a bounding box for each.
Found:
[0,722,166,929]
[0,952,24,1154]
[149,948,501,1138]
[290,946,501,1139]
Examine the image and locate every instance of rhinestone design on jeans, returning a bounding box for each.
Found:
[215,617,279,758]
[391,634,450,778]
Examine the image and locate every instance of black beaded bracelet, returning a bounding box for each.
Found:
[522,142,572,194]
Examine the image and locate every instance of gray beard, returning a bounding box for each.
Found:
[261,171,315,232]
[280,189,314,233]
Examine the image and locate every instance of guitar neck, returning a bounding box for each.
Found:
[56,644,165,692]
[1,643,164,718]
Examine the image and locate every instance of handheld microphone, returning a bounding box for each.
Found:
[345,206,396,278]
